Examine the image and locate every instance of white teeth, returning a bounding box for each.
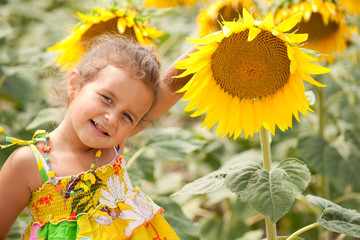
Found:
[94,121,108,134]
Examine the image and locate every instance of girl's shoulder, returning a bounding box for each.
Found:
[7,145,35,167]
[5,146,44,191]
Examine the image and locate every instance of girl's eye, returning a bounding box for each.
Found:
[122,113,133,123]
[102,95,112,104]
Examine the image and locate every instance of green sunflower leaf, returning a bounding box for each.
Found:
[225,158,310,223]
[156,197,200,240]
[146,127,205,161]
[0,19,12,39]
[298,135,360,190]
[171,161,254,197]
[306,195,360,238]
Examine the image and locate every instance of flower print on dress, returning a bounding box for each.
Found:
[98,175,127,208]
[119,192,162,237]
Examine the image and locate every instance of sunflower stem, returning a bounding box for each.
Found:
[317,87,325,138]
[260,127,277,240]
[126,146,147,168]
[260,127,272,171]
[285,222,320,240]
[317,85,330,240]
[0,73,8,89]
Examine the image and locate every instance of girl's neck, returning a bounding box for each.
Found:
[51,122,95,154]
[48,124,116,173]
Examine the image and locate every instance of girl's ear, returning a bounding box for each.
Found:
[67,69,81,100]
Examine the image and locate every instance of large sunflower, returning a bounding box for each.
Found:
[144,0,203,8]
[274,0,354,63]
[197,0,256,37]
[48,7,163,69]
[175,8,331,139]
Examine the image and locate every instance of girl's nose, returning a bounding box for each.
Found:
[105,113,117,126]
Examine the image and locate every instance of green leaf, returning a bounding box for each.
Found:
[147,127,205,160]
[235,230,263,240]
[136,155,155,182]
[298,135,360,190]
[0,19,12,39]
[225,159,310,223]
[224,161,261,196]
[171,162,251,197]
[275,237,304,240]
[26,108,65,130]
[305,195,338,210]
[156,197,200,240]
[306,195,360,238]
[277,158,311,196]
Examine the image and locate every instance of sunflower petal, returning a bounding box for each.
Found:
[182,66,212,101]
[77,12,100,23]
[285,33,308,43]
[228,96,241,139]
[117,18,127,33]
[96,8,115,22]
[174,68,197,79]
[302,62,332,74]
[143,27,164,38]
[252,98,263,134]
[294,47,318,62]
[275,13,303,33]
[301,71,327,87]
[288,45,298,73]
[223,21,246,33]
[242,98,254,138]
[178,79,193,93]
[243,8,255,27]
[248,27,261,41]
[133,24,145,44]
[192,81,222,116]
[215,92,232,137]
[261,12,274,30]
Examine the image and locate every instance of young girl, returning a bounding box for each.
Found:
[0,35,193,240]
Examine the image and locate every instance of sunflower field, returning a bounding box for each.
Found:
[1,0,360,239]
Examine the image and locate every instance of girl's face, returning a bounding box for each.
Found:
[66,65,154,150]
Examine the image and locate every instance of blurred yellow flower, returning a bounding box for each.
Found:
[176,9,331,139]
[48,7,163,69]
[338,0,360,15]
[274,0,354,63]
[144,0,204,8]
[197,0,256,37]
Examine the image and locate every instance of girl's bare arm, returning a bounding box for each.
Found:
[131,47,197,135]
[0,147,36,239]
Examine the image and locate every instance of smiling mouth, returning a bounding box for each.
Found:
[91,120,109,136]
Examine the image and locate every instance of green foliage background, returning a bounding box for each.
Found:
[1,0,360,239]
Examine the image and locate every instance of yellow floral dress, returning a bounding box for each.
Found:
[17,132,179,240]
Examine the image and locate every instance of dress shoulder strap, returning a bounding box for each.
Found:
[29,144,49,183]
[1,130,47,148]
[1,130,50,183]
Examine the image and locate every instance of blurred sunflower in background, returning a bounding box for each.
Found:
[274,0,355,63]
[338,0,360,15]
[48,7,163,69]
[197,0,256,37]
[175,8,331,139]
[144,0,205,8]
